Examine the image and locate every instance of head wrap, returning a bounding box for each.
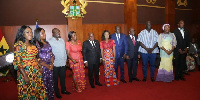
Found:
[162,24,170,31]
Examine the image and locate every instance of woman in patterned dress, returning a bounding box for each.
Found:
[13,25,47,99]
[65,31,86,92]
[186,53,196,71]
[156,24,177,82]
[34,27,55,100]
[100,30,119,87]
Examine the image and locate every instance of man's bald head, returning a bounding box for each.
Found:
[88,32,94,41]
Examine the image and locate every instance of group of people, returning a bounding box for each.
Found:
[13,20,200,100]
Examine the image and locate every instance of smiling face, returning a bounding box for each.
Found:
[52,29,61,38]
[71,32,77,41]
[40,29,46,40]
[164,25,170,33]
[24,28,33,41]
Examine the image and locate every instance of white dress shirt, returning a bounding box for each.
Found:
[178,28,184,39]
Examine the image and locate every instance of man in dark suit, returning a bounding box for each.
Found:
[189,37,200,71]
[126,28,140,82]
[82,32,102,88]
[111,26,128,83]
[173,20,190,81]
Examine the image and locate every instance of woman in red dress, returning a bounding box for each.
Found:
[100,30,119,87]
[65,31,86,92]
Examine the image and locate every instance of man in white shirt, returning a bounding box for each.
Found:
[48,28,71,99]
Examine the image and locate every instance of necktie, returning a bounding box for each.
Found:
[117,34,119,44]
[92,41,95,47]
[132,36,135,45]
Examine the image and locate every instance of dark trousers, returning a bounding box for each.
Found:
[88,62,100,86]
[174,53,187,78]
[127,58,138,80]
[141,53,157,78]
[53,66,66,95]
[114,57,125,80]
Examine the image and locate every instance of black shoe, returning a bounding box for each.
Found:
[91,85,95,88]
[55,94,62,99]
[179,77,186,81]
[61,91,71,95]
[142,78,146,82]
[129,79,132,83]
[95,83,103,86]
[132,77,140,81]
[151,78,155,82]
[188,70,196,72]
[175,77,179,81]
[183,72,190,75]
[120,79,127,83]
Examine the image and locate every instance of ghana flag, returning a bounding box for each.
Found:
[0,28,10,76]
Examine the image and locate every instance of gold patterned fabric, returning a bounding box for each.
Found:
[13,41,47,100]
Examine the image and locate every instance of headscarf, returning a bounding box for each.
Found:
[162,24,170,31]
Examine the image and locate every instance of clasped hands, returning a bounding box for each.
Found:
[161,46,173,55]
[178,48,189,54]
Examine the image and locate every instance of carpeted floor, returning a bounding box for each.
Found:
[0,63,200,100]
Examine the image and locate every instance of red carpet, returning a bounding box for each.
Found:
[1,63,200,100]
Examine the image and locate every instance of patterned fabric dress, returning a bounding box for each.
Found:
[156,33,177,82]
[13,41,47,100]
[100,39,119,87]
[65,40,86,92]
[186,55,195,71]
[36,42,55,100]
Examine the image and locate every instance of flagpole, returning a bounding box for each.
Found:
[36,18,39,28]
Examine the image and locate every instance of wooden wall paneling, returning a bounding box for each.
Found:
[137,24,145,35]
[98,24,105,41]
[124,0,137,35]
[82,24,125,42]
[165,0,175,31]
[68,18,83,42]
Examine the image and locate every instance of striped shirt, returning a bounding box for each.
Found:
[137,29,159,53]
[48,37,67,67]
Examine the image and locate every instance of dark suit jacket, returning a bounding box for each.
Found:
[173,28,190,56]
[189,43,200,55]
[111,33,128,58]
[82,40,101,64]
[126,35,139,59]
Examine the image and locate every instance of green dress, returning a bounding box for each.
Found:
[13,41,47,100]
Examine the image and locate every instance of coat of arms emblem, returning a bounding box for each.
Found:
[61,0,88,19]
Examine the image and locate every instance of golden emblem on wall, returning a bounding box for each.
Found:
[177,0,187,7]
[61,0,88,19]
[146,0,157,4]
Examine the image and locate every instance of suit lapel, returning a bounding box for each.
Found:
[178,29,184,40]
[113,33,117,43]
[87,40,93,48]
[127,35,133,45]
